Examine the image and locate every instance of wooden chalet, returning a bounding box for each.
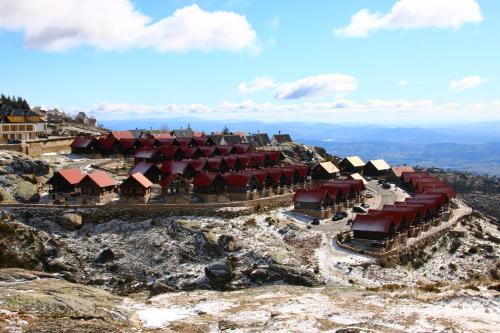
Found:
[223,155,244,172]
[186,159,211,173]
[70,136,100,155]
[193,172,227,202]
[160,161,197,179]
[206,157,229,174]
[182,146,205,159]
[160,146,185,161]
[199,146,222,158]
[386,166,415,183]
[194,136,216,146]
[223,172,261,200]
[77,172,117,204]
[271,133,292,145]
[339,156,365,173]
[261,150,285,166]
[120,172,154,203]
[311,161,340,180]
[352,215,396,240]
[363,159,391,178]
[160,174,191,204]
[348,173,368,185]
[293,189,332,219]
[217,145,238,155]
[47,168,86,203]
[133,148,162,164]
[233,143,253,154]
[129,162,162,184]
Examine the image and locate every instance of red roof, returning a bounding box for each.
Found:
[368,209,405,227]
[98,137,114,149]
[405,198,439,214]
[252,170,272,184]
[237,154,252,167]
[182,146,201,158]
[223,172,257,187]
[160,174,187,188]
[129,162,156,175]
[223,155,239,168]
[423,186,456,199]
[234,143,252,154]
[177,138,194,146]
[217,145,236,155]
[70,136,96,148]
[402,171,430,184]
[321,183,351,197]
[267,169,285,183]
[85,172,116,188]
[128,172,153,189]
[110,131,135,140]
[188,159,209,172]
[206,157,225,170]
[332,179,364,192]
[250,153,267,166]
[118,138,137,149]
[395,202,429,217]
[293,189,329,204]
[158,138,177,146]
[291,165,309,178]
[199,146,218,157]
[193,172,224,186]
[160,161,191,175]
[410,176,442,188]
[194,137,211,146]
[415,180,447,192]
[381,205,419,223]
[352,215,394,234]
[55,168,86,185]
[261,150,283,162]
[161,145,183,158]
[139,138,156,147]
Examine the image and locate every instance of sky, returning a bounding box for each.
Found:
[1,0,500,127]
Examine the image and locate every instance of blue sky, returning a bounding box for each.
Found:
[1,0,499,126]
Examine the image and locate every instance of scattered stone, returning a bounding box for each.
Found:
[94,249,115,264]
[58,213,83,230]
[12,181,40,203]
[205,261,234,285]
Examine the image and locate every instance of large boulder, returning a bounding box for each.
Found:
[12,181,40,203]
[205,261,234,285]
[58,213,83,230]
[0,151,51,176]
[0,189,15,202]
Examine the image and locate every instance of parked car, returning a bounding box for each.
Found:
[340,211,348,218]
[353,206,368,213]
[361,203,370,209]
[382,183,391,189]
[378,179,385,184]
[8,139,22,144]
[366,192,374,198]
[332,213,344,221]
[311,218,320,225]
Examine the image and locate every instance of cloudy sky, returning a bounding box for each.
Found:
[1,0,499,126]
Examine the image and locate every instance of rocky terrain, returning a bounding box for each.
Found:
[429,168,500,220]
[0,148,499,332]
[0,151,51,204]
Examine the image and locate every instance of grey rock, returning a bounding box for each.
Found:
[0,189,15,202]
[205,261,234,285]
[59,213,83,230]
[12,181,40,203]
[94,249,115,264]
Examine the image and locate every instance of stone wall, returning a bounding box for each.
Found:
[0,144,23,153]
[23,137,75,157]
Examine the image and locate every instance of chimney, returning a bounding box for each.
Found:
[279,130,281,134]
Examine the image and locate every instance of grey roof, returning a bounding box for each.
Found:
[254,133,271,145]
[173,129,194,138]
[271,134,292,144]
[209,134,223,145]
[221,135,242,145]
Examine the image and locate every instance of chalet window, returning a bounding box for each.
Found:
[11,125,18,131]
[27,125,33,131]
[19,125,25,131]
[2,125,8,131]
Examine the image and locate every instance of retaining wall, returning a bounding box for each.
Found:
[23,137,75,157]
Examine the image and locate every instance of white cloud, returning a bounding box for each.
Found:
[74,98,500,126]
[335,0,483,38]
[399,80,409,87]
[450,76,487,91]
[238,77,277,94]
[0,1,257,52]
[274,74,358,100]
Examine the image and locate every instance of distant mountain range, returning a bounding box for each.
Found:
[102,118,500,175]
